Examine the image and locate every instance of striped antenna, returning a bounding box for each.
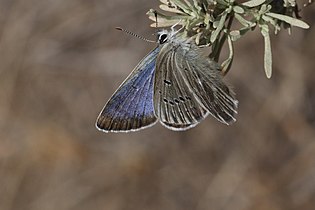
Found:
[115,27,156,43]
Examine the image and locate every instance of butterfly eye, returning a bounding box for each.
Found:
[159,34,168,44]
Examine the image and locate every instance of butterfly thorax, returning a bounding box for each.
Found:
[157,30,192,52]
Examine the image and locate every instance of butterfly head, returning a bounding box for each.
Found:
[157,23,184,45]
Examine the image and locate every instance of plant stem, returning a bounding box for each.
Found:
[210,14,234,62]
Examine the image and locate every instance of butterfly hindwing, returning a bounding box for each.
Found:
[96,47,160,132]
[175,43,238,124]
[173,42,238,124]
[154,43,209,130]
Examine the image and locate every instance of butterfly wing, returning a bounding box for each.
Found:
[154,44,209,130]
[154,42,237,130]
[96,47,160,132]
[175,44,238,124]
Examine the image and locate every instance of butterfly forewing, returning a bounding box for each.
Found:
[96,47,160,132]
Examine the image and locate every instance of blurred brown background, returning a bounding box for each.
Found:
[0,1,315,210]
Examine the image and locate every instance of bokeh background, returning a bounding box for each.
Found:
[0,1,315,210]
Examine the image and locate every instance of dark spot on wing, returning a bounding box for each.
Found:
[179,96,185,102]
[132,85,137,89]
[185,96,192,101]
[163,79,172,85]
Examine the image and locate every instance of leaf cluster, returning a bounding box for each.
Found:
[147,0,311,78]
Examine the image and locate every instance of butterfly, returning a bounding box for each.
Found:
[96,28,238,132]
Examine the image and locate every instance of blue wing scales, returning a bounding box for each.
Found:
[96,47,160,132]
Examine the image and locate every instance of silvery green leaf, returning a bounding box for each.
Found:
[216,0,230,6]
[266,12,310,29]
[159,0,193,15]
[160,4,185,14]
[169,0,192,14]
[260,24,272,78]
[230,27,251,41]
[147,9,186,27]
[262,15,281,34]
[230,30,242,41]
[262,15,277,26]
[235,13,256,27]
[182,0,199,14]
[187,18,204,30]
[199,0,210,7]
[242,0,266,7]
[192,0,202,13]
[204,13,211,29]
[210,11,227,43]
[193,0,203,14]
[182,0,193,7]
[213,20,220,29]
[192,0,199,7]
[226,5,233,13]
[258,4,271,15]
[233,6,245,14]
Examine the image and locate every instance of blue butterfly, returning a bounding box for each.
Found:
[96,29,238,132]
